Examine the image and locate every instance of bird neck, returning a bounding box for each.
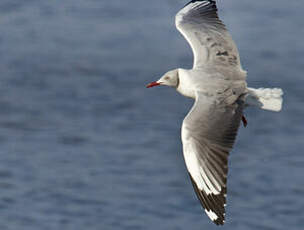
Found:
[176,69,196,99]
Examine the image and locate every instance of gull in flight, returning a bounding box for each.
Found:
[146,0,283,225]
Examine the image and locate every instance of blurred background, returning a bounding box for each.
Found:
[0,0,303,229]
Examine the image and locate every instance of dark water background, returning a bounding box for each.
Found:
[0,0,303,229]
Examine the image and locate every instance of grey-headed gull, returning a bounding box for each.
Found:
[146,0,283,225]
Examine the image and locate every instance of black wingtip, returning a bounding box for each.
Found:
[188,173,226,225]
[184,0,216,8]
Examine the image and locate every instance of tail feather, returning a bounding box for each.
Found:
[245,88,283,112]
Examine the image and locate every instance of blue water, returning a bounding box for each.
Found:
[0,0,303,229]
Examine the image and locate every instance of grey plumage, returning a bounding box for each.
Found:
[147,0,283,225]
[176,0,247,225]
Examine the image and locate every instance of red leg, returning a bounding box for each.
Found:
[242,115,248,127]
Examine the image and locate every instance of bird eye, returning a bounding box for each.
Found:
[164,76,170,80]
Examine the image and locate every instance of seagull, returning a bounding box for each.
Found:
[146,0,283,225]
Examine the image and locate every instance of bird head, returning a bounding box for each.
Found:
[146,69,179,88]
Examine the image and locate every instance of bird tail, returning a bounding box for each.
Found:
[245,87,284,112]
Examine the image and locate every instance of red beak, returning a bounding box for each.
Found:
[146,81,161,88]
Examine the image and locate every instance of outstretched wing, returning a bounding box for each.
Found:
[176,0,242,70]
[182,92,244,225]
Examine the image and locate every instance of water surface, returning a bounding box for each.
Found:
[0,1,303,229]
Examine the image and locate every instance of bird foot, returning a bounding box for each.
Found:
[242,115,248,127]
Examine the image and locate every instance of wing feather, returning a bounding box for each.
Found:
[182,92,245,225]
[176,0,242,70]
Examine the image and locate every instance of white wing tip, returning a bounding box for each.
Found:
[205,209,219,221]
[205,209,226,225]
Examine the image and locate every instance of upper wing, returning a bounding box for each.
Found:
[176,0,242,70]
[182,92,244,225]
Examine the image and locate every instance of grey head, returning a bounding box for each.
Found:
[146,69,179,88]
